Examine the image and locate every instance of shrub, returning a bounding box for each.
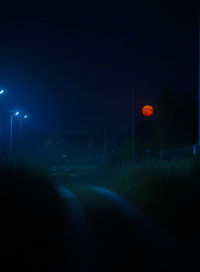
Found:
[0,167,63,271]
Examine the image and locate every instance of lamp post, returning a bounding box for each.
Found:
[0,89,7,158]
[20,114,28,143]
[10,111,20,156]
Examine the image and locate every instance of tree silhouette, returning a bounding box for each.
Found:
[156,88,197,149]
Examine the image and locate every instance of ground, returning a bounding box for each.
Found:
[1,166,198,271]
[53,174,198,272]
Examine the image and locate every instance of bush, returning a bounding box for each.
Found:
[0,167,63,271]
[99,156,200,249]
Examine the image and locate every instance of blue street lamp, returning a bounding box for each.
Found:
[19,114,29,143]
[0,89,8,157]
[0,89,8,96]
[10,111,20,156]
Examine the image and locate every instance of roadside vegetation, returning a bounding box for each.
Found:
[95,155,200,257]
[0,165,65,271]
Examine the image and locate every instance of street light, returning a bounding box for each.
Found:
[0,88,8,157]
[0,89,8,96]
[10,111,20,156]
[19,114,29,143]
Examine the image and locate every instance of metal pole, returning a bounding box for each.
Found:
[20,118,23,143]
[104,105,108,160]
[0,96,7,158]
[2,108,6,157]
[132,85,136,161]
[94,121,98,163]
[10,116,13,156]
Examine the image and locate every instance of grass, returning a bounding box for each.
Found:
[50,165,97,179]
[50,156,200,255]
[67,165,97,178]
[94,156,200,255]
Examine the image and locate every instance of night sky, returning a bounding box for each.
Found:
[0,1,199,135]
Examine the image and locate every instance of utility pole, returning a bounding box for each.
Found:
[94,121,98,163]
[104,105,108,160]
[132,83,136,161]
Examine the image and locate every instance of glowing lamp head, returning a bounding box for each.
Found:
[0,89,5,94]
[142,105,154,117]
[15,111,19,116]
[24,115,28,119]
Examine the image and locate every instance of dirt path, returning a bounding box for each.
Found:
[57,185,101,272]
[91,186,198,272]
[55,183,198,272]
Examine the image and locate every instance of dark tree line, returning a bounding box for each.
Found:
[155,88,197,149]
[115,87,198,161]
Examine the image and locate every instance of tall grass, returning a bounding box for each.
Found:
[97,156,200,252]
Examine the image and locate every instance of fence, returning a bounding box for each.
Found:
[145,144,200,160]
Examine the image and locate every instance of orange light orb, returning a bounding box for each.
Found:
[142,105,154,117]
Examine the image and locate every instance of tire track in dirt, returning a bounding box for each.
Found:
[57,185,101,272]
[91,186,198,272]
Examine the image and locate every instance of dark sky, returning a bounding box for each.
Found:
[0,1,199,135]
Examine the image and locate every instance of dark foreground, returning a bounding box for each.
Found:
[0,168,198,272]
